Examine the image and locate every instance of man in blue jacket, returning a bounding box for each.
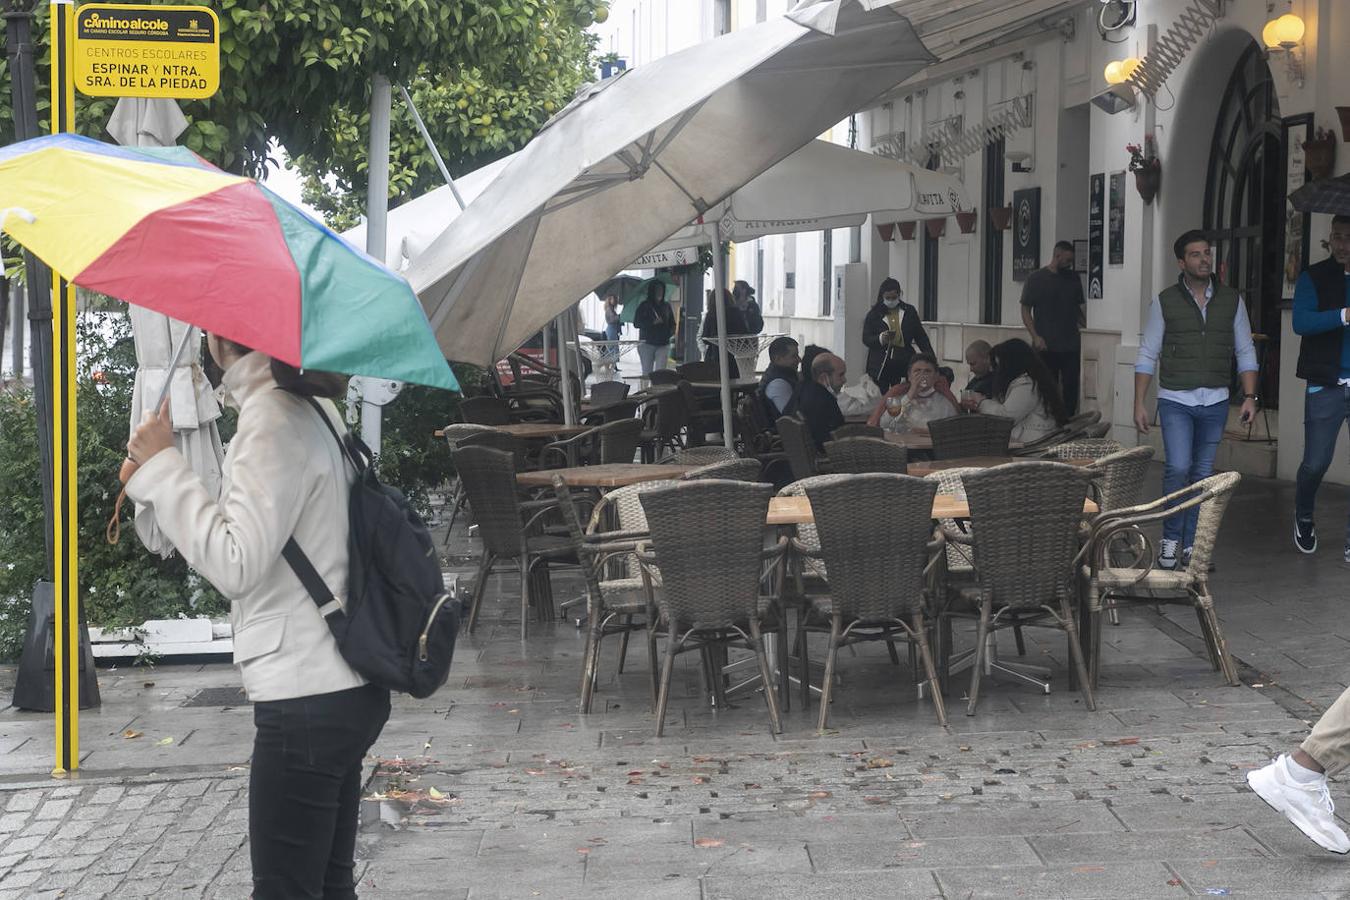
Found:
[1292,215,1350,558]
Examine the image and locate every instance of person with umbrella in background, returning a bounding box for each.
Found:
[633,279,675,374]
[1292,215,1350,558]
[702,280,764,377]
[862,277,934,392]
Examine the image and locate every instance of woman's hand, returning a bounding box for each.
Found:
[960,392,984,412]
[127,401,174,467]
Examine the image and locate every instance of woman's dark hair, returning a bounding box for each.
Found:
[875,277,902,306]
[213,337,347,399]
[990,338,1067,425]
[907,352,938,375]
[800,344,829,381]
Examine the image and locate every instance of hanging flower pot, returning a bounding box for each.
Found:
[955,211,978,234]
[897,221,916,241]
[1134,166,1161,205]
[876,222,895,242]
[990,206,1013,231]
[1304,129,1338,180]
[924,218,946,239]
[1337,107,1350,143]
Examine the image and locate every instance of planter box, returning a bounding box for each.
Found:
[89,617,233,659]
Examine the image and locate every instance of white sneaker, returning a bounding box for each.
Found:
[1157,538,1179,571]
[1247,754,1350,853]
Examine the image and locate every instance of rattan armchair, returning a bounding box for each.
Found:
[940,462,1097,715]
[441,424,499,539]
[679,458,762,482]
[795,475,948,729]
[928,414,1015,459]
[454,446,577,640]
[832,423,885,440]
[1045,438,1125,460]
[777,415,823,481]
[639,388,688,462]
[658,446,739,465]
[541,418,645,468]
[589,380,631,405]
[638,481,788,736]
[823,436,908,474]
[1083,471,1241,688]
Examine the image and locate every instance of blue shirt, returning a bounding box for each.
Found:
[1134,279,1258,407]
[1291,270,1350,386]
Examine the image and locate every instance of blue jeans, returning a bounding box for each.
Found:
[1157,398,1228,546]
[637,342,668,375]
[1295,384,1350,526]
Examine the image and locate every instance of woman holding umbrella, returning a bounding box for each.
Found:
[862,277,934,392]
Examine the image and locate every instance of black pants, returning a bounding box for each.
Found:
[1042,349,1081,417]
[251,683,391,900]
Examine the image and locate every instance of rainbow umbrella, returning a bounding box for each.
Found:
[0,133,457,390]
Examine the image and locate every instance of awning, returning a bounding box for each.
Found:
[872,0,1086,65]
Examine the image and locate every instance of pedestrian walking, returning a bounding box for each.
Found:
[1020,240,1086,416]
[862,277,934,392]
[122,337,390,899]
[633,281,675,375]
[1133,229,1258,570]
[1291,215,1350,558]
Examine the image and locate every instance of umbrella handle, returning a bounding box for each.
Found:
[106,485,128,545]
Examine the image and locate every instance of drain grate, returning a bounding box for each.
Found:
[182,686,249,708]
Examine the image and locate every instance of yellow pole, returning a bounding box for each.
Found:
[50,0,78,777]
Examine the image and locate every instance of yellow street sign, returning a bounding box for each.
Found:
[72,4,219,99]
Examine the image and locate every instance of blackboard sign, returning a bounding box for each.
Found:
[1012,187,1041,282]
[1109,172,1125,266]
[1089,173,1105,299]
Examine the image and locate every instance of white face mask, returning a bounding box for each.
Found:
[882,297,900,309]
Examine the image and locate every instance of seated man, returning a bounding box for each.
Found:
[785,352,846,450]
[965,339,994,397]
[758,336,800,420]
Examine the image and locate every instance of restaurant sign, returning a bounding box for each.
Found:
[73,4,220,99]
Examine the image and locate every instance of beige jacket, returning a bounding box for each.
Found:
[126,352,365,701]
[977,374,1058,443]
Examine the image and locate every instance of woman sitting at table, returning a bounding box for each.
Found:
[867,353,959,434]
[960,338,1066,442]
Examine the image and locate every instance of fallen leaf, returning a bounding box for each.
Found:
[865,757,895,769]
[863,796,888,805]
[428,787,445,800]
[1103,737,1141,747]
[1073,865,1106,874]
[122,729,143,740]
[958,745,971,752]
[692,775,709,784]
[744,783,762,790]
[808,790,832,799]
[1167,879,1183,887]
[156,736,174,746]
[524,769,547,776]
[576,847,591,855]
[694,838,724,848]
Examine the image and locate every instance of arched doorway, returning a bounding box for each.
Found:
[1203,41,1283,407]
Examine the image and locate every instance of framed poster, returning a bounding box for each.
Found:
[1011,186,1041,281]
[1108,171,1126,266]
[1088,173,1105,299]
[1281,114,1313,300]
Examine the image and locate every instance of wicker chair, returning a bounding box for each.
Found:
[589,381,630,405]
[795,474,947,729]
[928,414,1015,459]
[823,436,907,474]
[638,481,787,736]
[1081,421,1112,438]
[676,360,721,382]
[541,418,645,468]
[459,395,512,425]
[680,458,762,482]
[1084,471,1241,688]
[441,424,499,539]
[659,445,739,465]
[776,415,821,481]
[639,388,688,461]
[456,428,527,472]
[1086,446,1154,513]
[453,447,576,640]
[677,380,723,447]
[1046,438,1125,461]
[551,475,657,713]
[647,369,679,385]
[940,462,1096,715]
[832,423,885,440]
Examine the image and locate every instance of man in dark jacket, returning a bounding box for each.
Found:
[785,352,846,450]
[964,340,995,396]
[757,336,800,420]
[1292,215,1350,558]
[1021,240,1087,415]
[702,281,764,377]
[633,282,675,375]
[862,277,934,392]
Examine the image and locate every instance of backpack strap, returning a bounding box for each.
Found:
[282,539,346,620]
[297,394,366,473]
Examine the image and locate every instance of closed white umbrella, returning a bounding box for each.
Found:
[405,0,934,444]
[108,98,224,558]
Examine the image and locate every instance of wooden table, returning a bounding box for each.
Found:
[766,494,1098,526]
[907,456,1094,477]
[883,432,1025,452]
[516,463,698,489]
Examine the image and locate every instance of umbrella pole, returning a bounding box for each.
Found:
[557,314,576,426]
[361,73,394,454]
[708,225,734,449]
[150,328,195,414]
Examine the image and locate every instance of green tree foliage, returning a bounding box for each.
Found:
[0,0,602,194]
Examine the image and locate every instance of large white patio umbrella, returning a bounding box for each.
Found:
[405,0,935,444]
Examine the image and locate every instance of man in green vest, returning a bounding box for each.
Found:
[1133,229,1258,570]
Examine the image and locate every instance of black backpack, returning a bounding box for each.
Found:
[281,394,459,698]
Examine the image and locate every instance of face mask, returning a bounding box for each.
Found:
[883,298,900,309]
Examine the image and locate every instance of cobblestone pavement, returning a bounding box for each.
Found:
[0,469,1347,898]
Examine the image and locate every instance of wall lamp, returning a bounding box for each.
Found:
[1263,13,1305,88]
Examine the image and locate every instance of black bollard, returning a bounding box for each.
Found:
[12,581,101,712]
